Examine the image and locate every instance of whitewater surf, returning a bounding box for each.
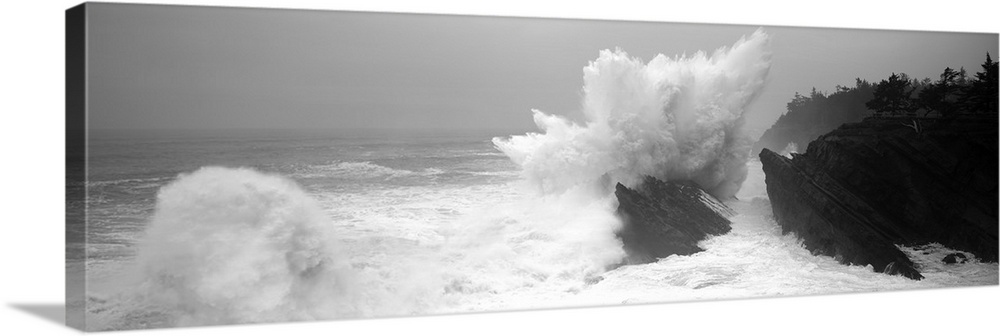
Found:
[76,30,998,331]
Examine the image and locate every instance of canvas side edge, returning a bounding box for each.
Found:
[66,2,88,331]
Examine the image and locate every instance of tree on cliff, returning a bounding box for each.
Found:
[960,53,999,114]
[866,73,918,116]
[916,67,966,117]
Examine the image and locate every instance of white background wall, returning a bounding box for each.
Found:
[1,1,997,335]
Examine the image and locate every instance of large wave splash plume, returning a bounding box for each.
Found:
[131,167,359,326]
[494,29,772,199]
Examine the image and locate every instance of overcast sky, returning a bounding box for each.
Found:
[86,3,998,132]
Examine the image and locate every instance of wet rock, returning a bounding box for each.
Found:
[614,177,734,264]
[942,253,969,264]
[759,117,998,280]
[884,261,924,280]
[760,149,923,280]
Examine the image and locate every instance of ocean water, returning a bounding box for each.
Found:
[73,30,997,331]
[74,129,998,331]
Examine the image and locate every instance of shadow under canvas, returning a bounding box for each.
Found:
[9,303,66,327]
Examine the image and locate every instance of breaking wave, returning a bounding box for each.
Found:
[97,30,786,329]
[493,29,771,199]
[129,167,360,326]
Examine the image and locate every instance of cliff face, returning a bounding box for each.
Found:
[615,177,734,264]
[760,117,998,280]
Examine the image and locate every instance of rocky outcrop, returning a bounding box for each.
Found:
[943,253,969,264]
[615,177,734,264]
[760,117,998,280]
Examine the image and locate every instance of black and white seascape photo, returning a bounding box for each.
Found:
[65,2,999,331]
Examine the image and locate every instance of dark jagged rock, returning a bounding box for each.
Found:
[760,148,924,279]
[614,177,734,264]
[760,117,998,280]
[943,253,969,264]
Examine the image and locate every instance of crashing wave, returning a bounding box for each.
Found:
[494,29,772,199]
[131,167,359,326]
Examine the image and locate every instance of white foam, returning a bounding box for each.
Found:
[448,164,998,311]
[88,29,999,330]
[494,29,772,199]
[127,167,361,326]
[779,142,799,158]
[93,160,999,330]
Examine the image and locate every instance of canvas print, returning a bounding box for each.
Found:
[66,2,999,331]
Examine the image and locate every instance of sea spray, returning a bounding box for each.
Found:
[131,167,358,326]
[100,31,781,327]
[429,30,776,305]
[84,128,1000,329]
[435,185,625,303]
[494,29,772,199]
[779,142,799,158]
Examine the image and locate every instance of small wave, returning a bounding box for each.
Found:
[424,168,446,175]
[293,161,443,180]
[88,176,173,188]
[468,170,521,177]
[471,152,507,157]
